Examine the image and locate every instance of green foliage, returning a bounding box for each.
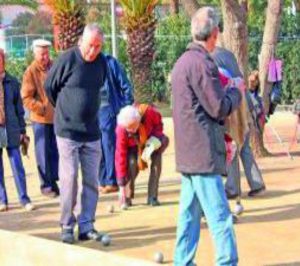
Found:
[152,14,190,101]
[4,2,300,105]
[0,0,38,10]
[27,11,53,35]
[6,50,32,81]
[7,12,34,35]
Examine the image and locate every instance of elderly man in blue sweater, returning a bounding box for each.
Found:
[98,55,134,194]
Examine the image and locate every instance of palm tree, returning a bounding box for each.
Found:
[1,0,86,51]
[119,0,159,103]
[43,0,86,51]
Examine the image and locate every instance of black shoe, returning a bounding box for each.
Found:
[78,229,104,242]
[126,198,132,207]
[61,228,75,244]
[147,197,160,206]
[248,186,266,197]
[226,191,238,200]
[41,187,58,198]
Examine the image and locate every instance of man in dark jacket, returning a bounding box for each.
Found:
[212,47,266,199]
[0,49,34,212]
[171,7,243,266]
[45,24,107,244]
[98,54,134,194]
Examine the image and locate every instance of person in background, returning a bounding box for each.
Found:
[115,104,169,209]
[45,24,107,244]
[98,54,134,194]
[0,48,35,212]
[212,40,266,198]
[22,39,59,198]
[171,7,243,265]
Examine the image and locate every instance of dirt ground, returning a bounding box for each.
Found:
[1,111,300,266]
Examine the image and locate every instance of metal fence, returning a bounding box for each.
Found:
[1,34,53,58]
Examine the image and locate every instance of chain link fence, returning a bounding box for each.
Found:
[1,34,53,58]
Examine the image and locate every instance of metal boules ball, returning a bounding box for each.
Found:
[234,203,244,216]
[101,234,111,246]
[120,203,128,210]
[154,251,164,264]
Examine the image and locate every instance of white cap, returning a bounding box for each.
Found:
[32,39,52,49]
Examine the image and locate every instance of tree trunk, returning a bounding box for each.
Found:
[250,0,284,157]
[170,0,179,15]
[259,0,284,114]
[295,0,300,12]
[181,0,200,17]
[220,0,249,77]
[219,0,250,153]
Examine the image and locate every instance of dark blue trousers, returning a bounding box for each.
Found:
[0,147,31,205]
[32,123,59,193]
[98,106,117,186]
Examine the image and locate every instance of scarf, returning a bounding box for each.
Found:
[136,104,149,170]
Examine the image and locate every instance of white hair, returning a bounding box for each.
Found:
[82,23,104,40]
[191,7,219,41]
[117,105,141,128]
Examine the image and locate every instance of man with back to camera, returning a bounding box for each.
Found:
[171,7,245,266]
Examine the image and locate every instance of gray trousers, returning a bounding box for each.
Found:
[56,136,101,234]
[128,135,169,200]
[225,133,265,195]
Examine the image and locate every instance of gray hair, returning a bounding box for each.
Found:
[117,105,141,128]
[191,7,219,41]
[82,23,104,40]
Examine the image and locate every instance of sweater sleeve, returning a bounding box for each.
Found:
[115,126,129,186]
[14,81,26,134]
[111,58,134,106]
[45,53,72,106]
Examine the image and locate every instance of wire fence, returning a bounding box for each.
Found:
[0,34,53,58]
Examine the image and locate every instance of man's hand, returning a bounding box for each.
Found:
[232,77,246,93]
[20,134,26,142]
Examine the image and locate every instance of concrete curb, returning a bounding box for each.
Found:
[0,229,157,266]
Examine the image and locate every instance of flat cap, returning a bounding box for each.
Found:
[32,39,52,48]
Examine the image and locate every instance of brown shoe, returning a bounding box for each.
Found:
[102,185,119,194]
[0,204,8,212]
[98,186,106,193]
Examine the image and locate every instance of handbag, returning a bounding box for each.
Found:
[0,126,7,148]
[270,81,282,105]
[268,58,283,82]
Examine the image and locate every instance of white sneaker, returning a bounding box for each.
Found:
[24,203,35,212]
[0,204,8,212]
[120,203,128,210]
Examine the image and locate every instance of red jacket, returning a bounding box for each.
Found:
[115,105,164,184]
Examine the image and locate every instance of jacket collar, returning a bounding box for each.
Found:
[32,60,52,72]
[186,42,208,54]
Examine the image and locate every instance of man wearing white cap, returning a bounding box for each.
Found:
[21,39,60,198]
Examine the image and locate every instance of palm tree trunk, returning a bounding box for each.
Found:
[181,0,200,17]
[170,0,179,15]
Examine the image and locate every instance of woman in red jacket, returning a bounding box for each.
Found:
[115,104,169,209]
